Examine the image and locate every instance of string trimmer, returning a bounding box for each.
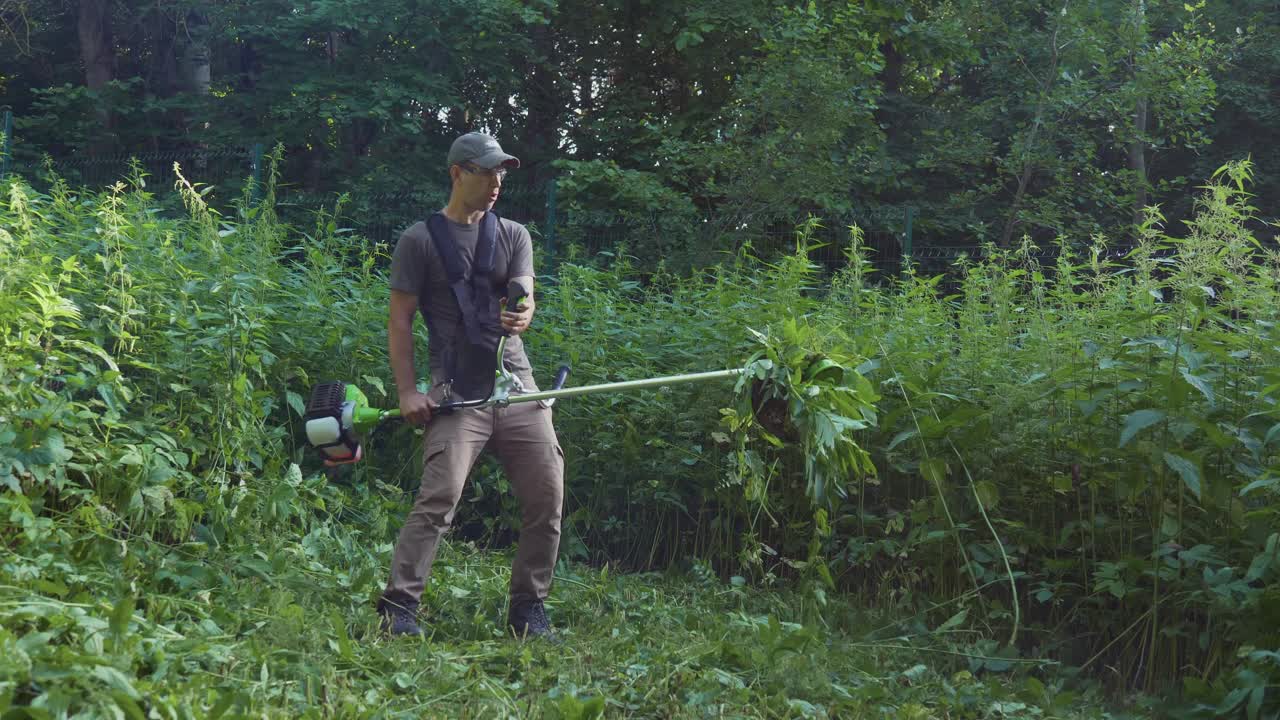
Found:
[303,280,746,464]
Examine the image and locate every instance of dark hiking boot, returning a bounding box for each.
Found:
[376,597,422,637]
[507,599,558,642]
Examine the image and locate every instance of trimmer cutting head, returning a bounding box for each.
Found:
[304,381,363,464]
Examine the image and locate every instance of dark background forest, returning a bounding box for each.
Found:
[2,0,1276,264]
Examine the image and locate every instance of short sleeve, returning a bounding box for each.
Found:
[390,224,426,295]
[506,222,535,281]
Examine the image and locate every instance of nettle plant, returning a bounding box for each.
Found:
[843,161,1280,699]
[717,316,879,606]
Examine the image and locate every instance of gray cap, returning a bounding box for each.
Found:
[447,132,521,170]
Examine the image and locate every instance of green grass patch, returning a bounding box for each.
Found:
[2,499,1123,718]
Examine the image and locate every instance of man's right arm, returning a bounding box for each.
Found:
[389,289,434,424]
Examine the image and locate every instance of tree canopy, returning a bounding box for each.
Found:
[1,0,1276,251]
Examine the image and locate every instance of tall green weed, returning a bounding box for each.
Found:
[1,159,1277,714]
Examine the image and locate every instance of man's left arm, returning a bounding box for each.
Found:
[501,223,537,335]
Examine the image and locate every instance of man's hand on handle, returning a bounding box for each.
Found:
[399,389,438,426]
[500,297,535,335]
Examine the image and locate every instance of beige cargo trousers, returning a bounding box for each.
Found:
[381,398,565,611]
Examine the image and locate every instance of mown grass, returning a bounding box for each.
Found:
[2,497,1125,719]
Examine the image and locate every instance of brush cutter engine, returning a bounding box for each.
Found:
[304,381,381,464]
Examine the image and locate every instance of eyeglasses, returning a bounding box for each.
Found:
[460,163,509,181]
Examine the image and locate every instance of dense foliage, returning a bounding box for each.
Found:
[2,155,1278,715]
[0,167,1108,719]
[1,0,1277,258]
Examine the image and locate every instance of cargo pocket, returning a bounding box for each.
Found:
[423,442,448,465]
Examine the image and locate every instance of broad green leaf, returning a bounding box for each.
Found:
[1239,478,1278,497]
[1184,676,1212,700]
[936,608,968,633]
[1162,451,1202,500]
[391,672,414,692]
[92,666,140,700]
[1179,544,1217,566]
[206,686,236,712]
[43,432,73,464]
[1245,542,1276,583]
[902,664,929,682]
[1119,409,1166,447]
[111,692,146,720]
[1217,686,1249,714]
[286,390,305,418]
[887,429,917,452]
[329,610,353,661]
[921,458,947,485]
[109,593,135,647]
[361,375,387,397]
[118,448,144,466]
[1248,684,1264,720]
[32,578,69,597]
[1179,369,1216,405]
[973,480,999,509]
[804,359,844,384]
[1264,422,1280,448]
[62,337,120,371]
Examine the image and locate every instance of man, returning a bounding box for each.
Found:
[376,131,565,640]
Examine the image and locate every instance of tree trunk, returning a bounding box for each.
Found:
[523,19,560,185]
[876,38,905,143]
[180,10,211,95]
[1128,0,1148,233]
[999,15,1063,247]
[1130,96,1148,230]
[324,30,375,175]
[237,40,260,91]
[146,7,180,99]
[78,0,113,91]
[78,0,114,148]
[579,62,594,116]
[1001,161,1037,247]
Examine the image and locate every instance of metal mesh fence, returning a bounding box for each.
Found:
[23,147,259,200]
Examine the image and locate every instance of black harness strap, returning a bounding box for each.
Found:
[422,211,505,400]
[427,211,498,288]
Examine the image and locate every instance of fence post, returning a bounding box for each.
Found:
[249,143,264,204]
[0,111,12,180]
[545,177,557,259]
[902,206,915,273]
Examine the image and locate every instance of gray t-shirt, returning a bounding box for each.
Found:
[389,215,539,391]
